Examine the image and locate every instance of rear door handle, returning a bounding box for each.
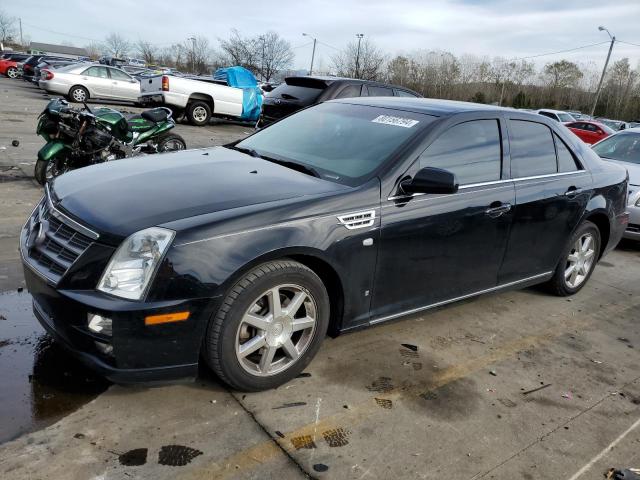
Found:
[485,202,512,218]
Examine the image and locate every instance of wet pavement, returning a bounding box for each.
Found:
[0,291,110,443]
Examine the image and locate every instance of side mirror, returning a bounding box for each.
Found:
[400,167,459,195]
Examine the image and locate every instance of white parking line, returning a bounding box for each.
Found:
[567,416,640,480]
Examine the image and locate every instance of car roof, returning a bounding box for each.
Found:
[330,96,512,117]
[285,75,416,91]
[537,108,571,114]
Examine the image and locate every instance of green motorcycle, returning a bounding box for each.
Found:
[35,98,186,185]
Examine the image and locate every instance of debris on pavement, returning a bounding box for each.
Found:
[296,372,312,378]
[11,140,19,147]
[489,370,497,376]
[562,392,573,400]
[605,467,640,479]
[401,343,418,352]
[275,430,285,438]
[272,401,307,409]
[522,384,552,395]
[313,464,329,472]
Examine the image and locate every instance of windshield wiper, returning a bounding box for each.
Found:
[266,158,321,178]
[228,145,261,158]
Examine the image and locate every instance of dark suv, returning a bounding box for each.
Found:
[258,76,420,126]
[22,55,74,82]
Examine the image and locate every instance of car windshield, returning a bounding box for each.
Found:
[235,102,433,186]
[592,132,640,164]
[558,113,576,122]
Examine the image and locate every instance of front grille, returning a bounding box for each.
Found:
[627,223,640,234]
[22,196,95,284]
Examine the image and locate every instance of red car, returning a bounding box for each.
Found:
[565,121,615,144]
[0,59,20,78]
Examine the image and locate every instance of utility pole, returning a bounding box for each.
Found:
[188,37,196,74]
[355,33,364,78]
[259,35,266,81]
[302,33,317,75]
[590,26,615,117]
[19,18,23,47]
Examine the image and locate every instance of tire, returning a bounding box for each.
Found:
[68,85,89,103]
[34,158,48,186]
[204,260,330,391]
[546,221,600,296]
[186,101,211,126]
[6,67,18,79]
[156,133,186,152]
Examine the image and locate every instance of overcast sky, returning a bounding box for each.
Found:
[5,0,640,70]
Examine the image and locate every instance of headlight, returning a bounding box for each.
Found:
[97,227,174,300]
[635,196,640,207]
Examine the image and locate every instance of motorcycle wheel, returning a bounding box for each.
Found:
[157,133,186,152]
[34,156,69,186]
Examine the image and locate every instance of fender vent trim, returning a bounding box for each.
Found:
[337,210,376,230]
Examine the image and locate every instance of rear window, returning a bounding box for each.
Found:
[367,85,394,96]
[592,132,640,165]
[269,83,325,104]
[558,113,575,122]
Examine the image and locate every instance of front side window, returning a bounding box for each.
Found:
[84,66,108,78]
[509,120,557,177]
[419,120,502,185]
[235,102,434,186]
[109,68,131,81]
[592,133,640,165]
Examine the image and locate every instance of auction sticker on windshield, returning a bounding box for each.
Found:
[372,115,419,128]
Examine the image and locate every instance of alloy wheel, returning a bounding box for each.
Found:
[72,88,86,102]
[7,68,17,79]
[235,284,317,377]
[192,106,208,123]
[564,233,596,289]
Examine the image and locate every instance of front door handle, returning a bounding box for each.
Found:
[565,186,582,197]
[485,202,512,218]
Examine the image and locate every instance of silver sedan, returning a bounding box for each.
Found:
[592,127,640,240]
[38,63,140,103]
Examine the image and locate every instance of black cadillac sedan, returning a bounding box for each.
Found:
[21,98,629,391]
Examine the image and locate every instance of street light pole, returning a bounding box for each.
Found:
[355,33,364,78]
[590,26,615,117]
[302,33,317,75]
[188,36,196,74]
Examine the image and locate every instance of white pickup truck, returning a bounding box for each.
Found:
[138,75,247,126]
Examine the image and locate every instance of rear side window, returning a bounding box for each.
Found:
[334,84,362,99]
[509,120,557,177]
[367,85,394,96]
[555,134,580,172]
[419,120,502,185]
[269,83,324,104]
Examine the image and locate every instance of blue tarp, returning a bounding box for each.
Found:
[213,66,263,122]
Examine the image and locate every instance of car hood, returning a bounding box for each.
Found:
[52,147,348,242]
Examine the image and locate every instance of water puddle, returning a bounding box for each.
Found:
[0,290,111,444]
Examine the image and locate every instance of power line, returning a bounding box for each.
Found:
[514,41,610,60]
[316,40,340,51]
[617,40,640,48]
[21,22,102,42]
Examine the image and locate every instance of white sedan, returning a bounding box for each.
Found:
[38,64,141,104]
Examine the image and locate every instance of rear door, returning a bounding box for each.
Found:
[81,66,112,97]
[108,67,140,101]
[498,117,592,283]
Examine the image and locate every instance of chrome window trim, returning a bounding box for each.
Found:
[369,271,553,326]
[387,170,588,201]
[45,184,99,240]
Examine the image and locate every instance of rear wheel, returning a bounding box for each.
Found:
[157,133,186,152]
[204,260,329,391]
[546,221,600,296]
[68,85,89,103]
[6,67,18,79]
[186,101,211,126]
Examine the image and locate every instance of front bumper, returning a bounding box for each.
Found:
[623,204,640,240]
[23,265,219,384]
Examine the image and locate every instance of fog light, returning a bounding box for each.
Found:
[94,341,113,356]
[88,314,112,336]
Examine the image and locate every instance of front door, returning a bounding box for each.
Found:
[498,118,593,283]
[371,118,515,321]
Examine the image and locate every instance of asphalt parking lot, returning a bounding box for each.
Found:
[0,76,639,480]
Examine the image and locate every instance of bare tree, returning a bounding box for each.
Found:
[84,42,103,59]
[256,31,293,82]
[135,39,157,64]
[542,60,583,89]
[332,38,386,80]
[104,33,130,58]
[182,36,212,74]
[0,10,17,43]
[219,29,261,72]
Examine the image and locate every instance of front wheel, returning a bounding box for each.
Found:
[156,133,186,152]
[546,221,600,296]
[6,67,18,79]
[34,155,70,185]
[204,260,330,391]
